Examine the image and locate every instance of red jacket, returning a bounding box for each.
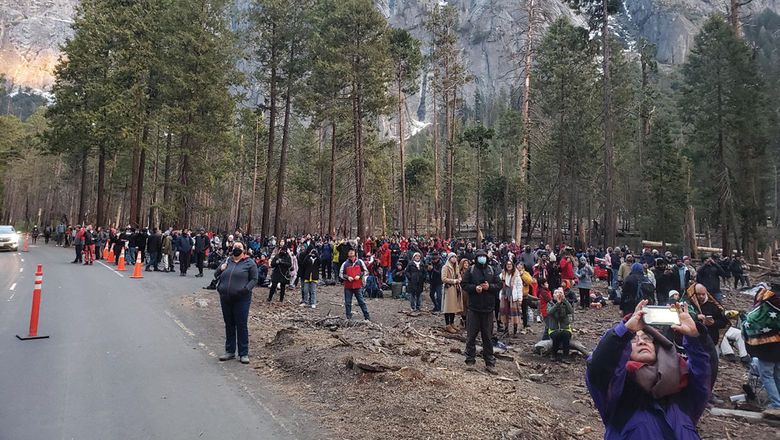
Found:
[379,244,391,267]
[559,257,575,280]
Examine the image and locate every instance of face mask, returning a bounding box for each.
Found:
[477,256,487,265]
[232,248,243,257]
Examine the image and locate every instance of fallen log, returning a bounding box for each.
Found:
[708,408,780,426]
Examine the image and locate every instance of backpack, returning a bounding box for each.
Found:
[639,277,655,303]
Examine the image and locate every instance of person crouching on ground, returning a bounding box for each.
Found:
[216,242,258,364]
[547,288,573,361]
[586,299,715,439]
[462,250,501,375]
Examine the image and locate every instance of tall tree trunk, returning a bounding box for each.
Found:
[97,144,106,227]
[78,149,88,224]
[602,4,616,247]
[446,89,456,239]
[516,0,534,242]
[235,135,244,231]
[328,121,337,237]
[248,117,260,234]
[354,86,366,238]
[261,34,278,238]
[399,77,408,237]
[274,46,295,238]
[432,90,440,236]
[149,127,160,228]
[180,123,192,228]
[129,133,141,226]
[162,133,172,230]
[135,124,149,227]
[475,145,482,242]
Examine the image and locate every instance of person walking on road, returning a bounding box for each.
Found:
[215,242,258,364]
[339,249,370,321]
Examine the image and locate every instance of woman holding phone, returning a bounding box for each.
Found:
[586,300,716,439]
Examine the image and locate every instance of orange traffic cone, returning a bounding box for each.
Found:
[24,233,29,252]
[107,244,115,263]
[116,248,127,271]
[103,241,110,261]
[130,251,144,279]
[16,264,49,340]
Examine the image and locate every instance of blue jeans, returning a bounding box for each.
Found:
[128,247,138,265]
[301,281,317,305]
[409,291,421,311]
[429,283,442,312]
[611,268,619,291]
[145,251,158,270]
[711,290,723,304]
[758,359,780,408]
[344,288,370,320]
[219,292,252,356]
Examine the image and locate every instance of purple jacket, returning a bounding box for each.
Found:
[586,321,714,440]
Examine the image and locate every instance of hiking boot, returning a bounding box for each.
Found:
[239,355,250,364]
[218,353,235,361]
[485,365,499,375]
[195,273,203,278]
[740,355,752,364]
[763,408,780,420]
[724,353,737,362]
[465,361,477,372]
[299,302,307,307]
[445,325,457,334]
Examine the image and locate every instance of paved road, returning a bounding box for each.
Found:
[0,246,318,440]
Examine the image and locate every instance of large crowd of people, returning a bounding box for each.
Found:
[48,224,780,426]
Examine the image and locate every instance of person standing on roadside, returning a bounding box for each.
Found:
[194,228,210,278]
[216,242,258,364]
[462,249,501,375]
[339,249,370,321]
[145,228,162,271]
[72,225,84,264]
[176,229,193,276]
[82,225,95,265]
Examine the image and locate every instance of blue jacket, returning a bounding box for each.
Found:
[586,321,713,440]
[320,243,333,261]
[215,256,258,301]
[176,234,193,253]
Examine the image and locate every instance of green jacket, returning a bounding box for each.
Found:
[547,299,573,333]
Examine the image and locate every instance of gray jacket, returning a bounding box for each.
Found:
[576,264,593,289]
[216,256,258,301]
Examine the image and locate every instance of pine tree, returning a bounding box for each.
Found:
[388,28,423,237]
[680,14,768,259]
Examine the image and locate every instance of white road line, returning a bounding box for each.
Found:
[19,268,23,272]
[97,260,124,278]
[20,258,24,262]
[9,283,16,291]
[164,310,196,337]
[7,293,15,301]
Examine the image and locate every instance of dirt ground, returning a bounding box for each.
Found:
[180,274,780,440]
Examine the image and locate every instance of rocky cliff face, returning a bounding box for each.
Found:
[0,0,77,90]
[2,0,779,94]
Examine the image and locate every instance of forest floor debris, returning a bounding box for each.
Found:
[181,275,780,440]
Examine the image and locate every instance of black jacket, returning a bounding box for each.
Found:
[215,256,258,301]
[620,272,643,315]
[194,234,210,253]
[405,261,427,294]
[697,262,725,294]
[270,252,292,283]
[699,300,729,346]
[299,255,320,281]
[461,262,501,313]
[146,234,162,253]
